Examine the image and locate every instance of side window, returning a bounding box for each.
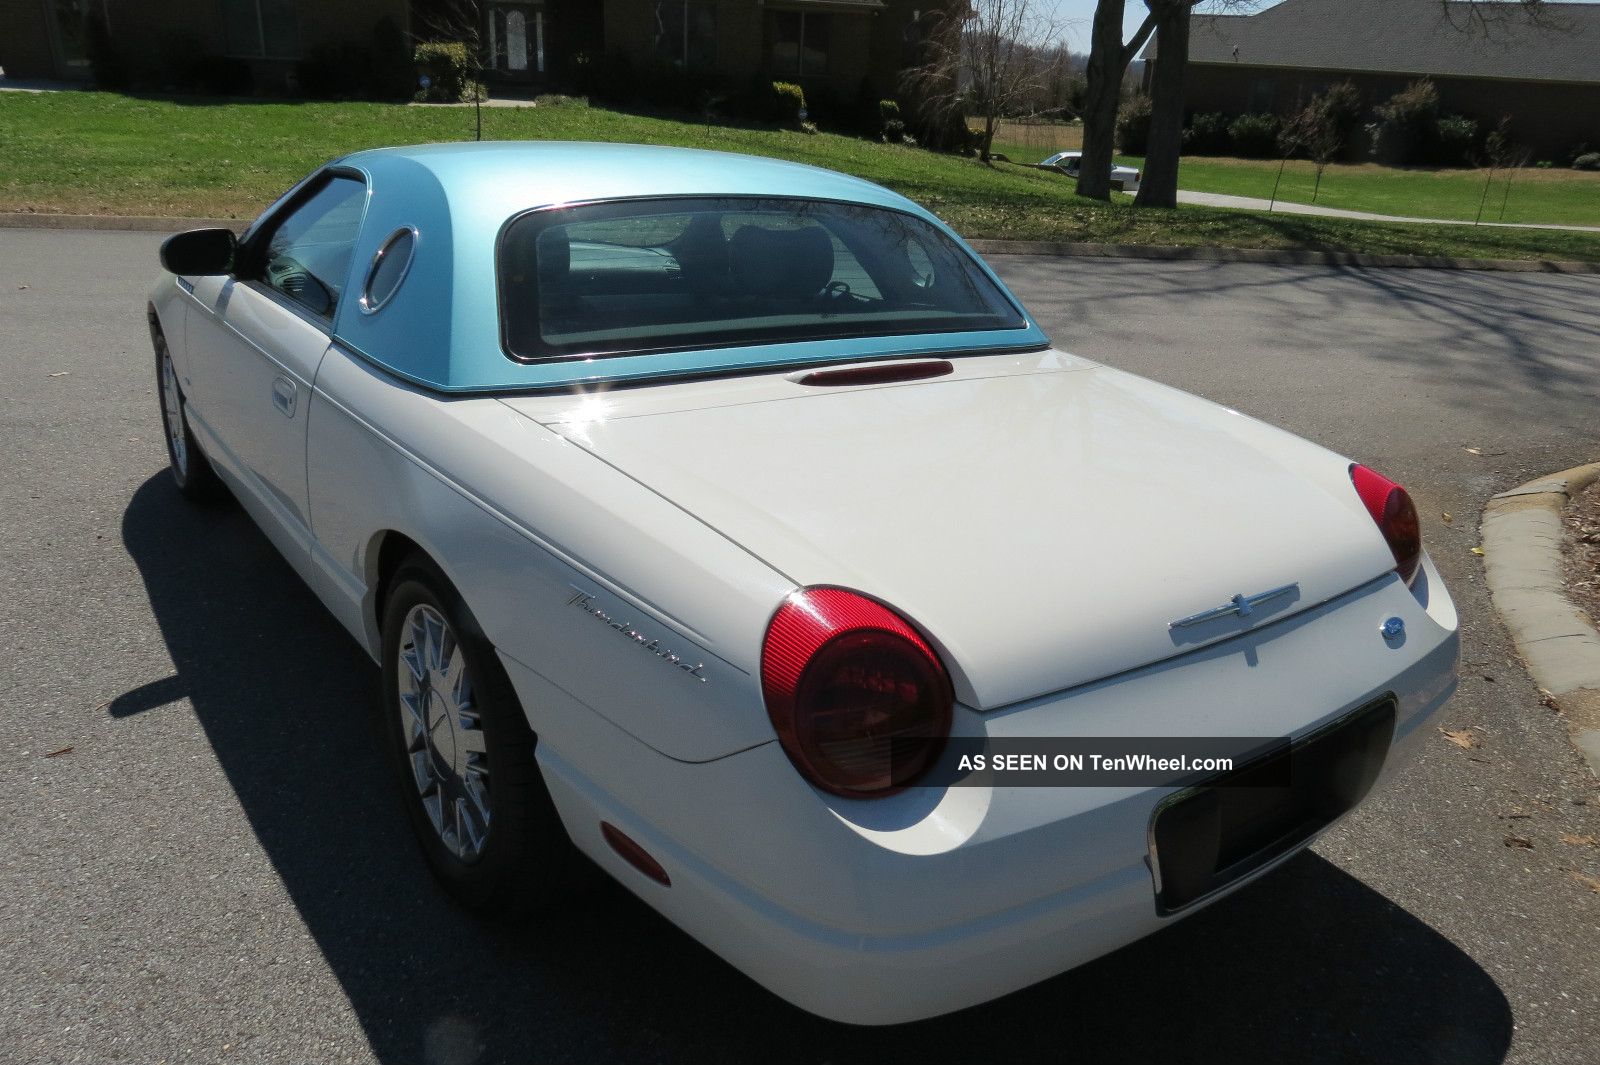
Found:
[256,174,366,319]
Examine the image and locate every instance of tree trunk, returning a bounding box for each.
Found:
[1076,0,1127,201]
[1134,2,1190,209]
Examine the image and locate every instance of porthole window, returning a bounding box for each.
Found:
[361,227,416,314]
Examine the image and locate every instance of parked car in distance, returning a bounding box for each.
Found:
[148,141,1457,1025]
[1041,150,1142,192]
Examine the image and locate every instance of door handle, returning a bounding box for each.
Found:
[271,375,297,418]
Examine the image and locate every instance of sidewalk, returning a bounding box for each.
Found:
[1176,189,1600,234]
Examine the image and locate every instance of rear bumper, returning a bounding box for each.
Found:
[509,559,1458,1024]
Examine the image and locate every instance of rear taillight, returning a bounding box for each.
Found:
[761,587,953,798]
[1350,463,1422,585]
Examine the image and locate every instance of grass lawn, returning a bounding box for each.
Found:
[1120,155,1600,227]
[5,91,1600,263]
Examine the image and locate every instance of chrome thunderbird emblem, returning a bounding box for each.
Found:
[1168,583,1300,630]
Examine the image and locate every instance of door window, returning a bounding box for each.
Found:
[255,175,366,320]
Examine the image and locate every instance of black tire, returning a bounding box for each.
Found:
[380,554,577,912]
[153,325,224,502]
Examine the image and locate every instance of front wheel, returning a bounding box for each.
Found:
[380,555,578,912]
[154,328,222,502]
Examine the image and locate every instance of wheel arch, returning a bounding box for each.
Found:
[367,528,427,646]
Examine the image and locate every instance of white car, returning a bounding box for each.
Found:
[148,142,1458,1025]
[1042,150,1142,192]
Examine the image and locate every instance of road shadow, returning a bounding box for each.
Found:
[997,254,1600,405]
[120,474,1512,1065]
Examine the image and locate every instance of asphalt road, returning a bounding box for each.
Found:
[3,229,1599,1065]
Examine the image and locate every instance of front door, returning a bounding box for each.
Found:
[488,1,545,80]
[44,0,97,80]
[182,173,366,577]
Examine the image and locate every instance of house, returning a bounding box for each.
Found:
[2,0,399,88]
[1,0,935,104]
[1154,0,1600,158]
[601,1,930,103]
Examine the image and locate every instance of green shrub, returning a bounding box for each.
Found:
[1575,152,1600,171]
[534,93,587,108]
[1319,81,1366,147]
[413,40,482,103]
[1183,112,1231,155]
[1115,94,1152,155]
[874,98,905,142]
[1433,114,1478,166]
[772,81,807,124]
[1228,112,1281,158]
[1369,78,1439,164]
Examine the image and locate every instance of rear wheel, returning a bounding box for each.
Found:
[380,555,577,911]
[154,328,222,502]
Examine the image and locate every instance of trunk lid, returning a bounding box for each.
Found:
[505,354,1396,710]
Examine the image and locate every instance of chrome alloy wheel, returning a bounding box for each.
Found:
[159,347,188,478]
[396,603,492,862]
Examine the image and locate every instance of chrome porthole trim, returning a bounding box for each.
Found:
[359,225,418,315]
[395,602,492,863]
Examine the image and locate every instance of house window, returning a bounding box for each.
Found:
[654,1,717,69]
[221,0,299,60]
[769,10,830,77]
[1248,78,1275,113]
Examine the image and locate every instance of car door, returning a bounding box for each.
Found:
[184,172,367,577]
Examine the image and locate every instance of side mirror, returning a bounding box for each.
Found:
[159,228,237,276]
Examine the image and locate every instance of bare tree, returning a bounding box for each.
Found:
[1078,1,1256,204]
[1075,0,1157,200]
[1276,81,1361,206]
[414,0,491,141]
[1132,0,1195,207]
[901,0,1065,163]
[1475,115,1533,224]
[1442,0,1571,35]
[1114,0,1563,209]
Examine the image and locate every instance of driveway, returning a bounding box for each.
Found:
[1176,188,1600,233]
[3,229,1599,1065]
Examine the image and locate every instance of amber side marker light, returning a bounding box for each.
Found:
[601,822,671,886]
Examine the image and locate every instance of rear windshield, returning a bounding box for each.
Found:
[498,197,1026,361]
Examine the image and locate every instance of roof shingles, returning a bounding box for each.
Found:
[1162,0,1600,85]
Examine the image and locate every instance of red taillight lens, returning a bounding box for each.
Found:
[1350,463,1423,585]
[761,587,953,798]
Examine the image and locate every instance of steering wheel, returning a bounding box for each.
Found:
[266,256,335,317]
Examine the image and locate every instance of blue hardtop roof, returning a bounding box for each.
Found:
[327,142,1046,392]
[340,141,930,217]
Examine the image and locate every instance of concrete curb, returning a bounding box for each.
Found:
[2,214,1597,274]
[1482,462,1600,776]
[0,213,243,233]
[966,239,1600,275]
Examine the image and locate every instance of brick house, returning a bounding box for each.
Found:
[1,0,410,91]
[602,0,931,103]
[1151,0,1600,159]
[2,0,936,103]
